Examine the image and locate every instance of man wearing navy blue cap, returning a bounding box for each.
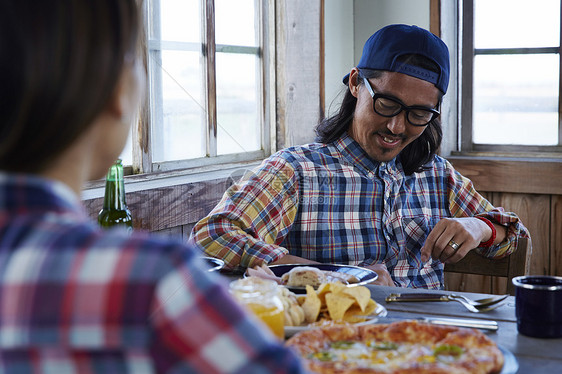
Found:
[191,24,529,289]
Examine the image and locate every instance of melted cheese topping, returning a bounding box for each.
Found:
[312,340,463,369]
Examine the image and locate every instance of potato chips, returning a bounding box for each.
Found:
[301,285,322,323]
[298,282,378,324]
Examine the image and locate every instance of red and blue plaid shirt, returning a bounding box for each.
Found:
[190,134,529,289]
[0,173,305,373]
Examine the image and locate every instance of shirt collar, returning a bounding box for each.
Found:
[333,133,400,177]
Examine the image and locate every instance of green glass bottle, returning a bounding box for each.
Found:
[98,159,133,231]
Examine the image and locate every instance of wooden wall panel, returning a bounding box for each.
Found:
[449,157,562,195]
[445,273,493,294]
[155,223,196,243]
[493,193,550,276]
[84,177,228,232]
[444,273,463,291]
[445,191,554,295]
[450,158,562,293]
[182,222,197,242]
[275,0,321,149]
[153,226,183,240]
[492,277,507,295]
[489,193,549,294]
[551,195,562,276]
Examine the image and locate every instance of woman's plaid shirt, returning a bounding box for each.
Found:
[0,173,305,374]
[191,134,529,289]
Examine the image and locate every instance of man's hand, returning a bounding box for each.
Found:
[420,217,495,264]
[363,263,394,286]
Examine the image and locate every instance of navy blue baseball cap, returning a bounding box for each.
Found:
[343,24,450,94]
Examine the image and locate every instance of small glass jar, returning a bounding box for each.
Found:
[229,277,285,339]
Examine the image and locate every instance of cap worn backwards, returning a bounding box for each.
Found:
[343,24,450,94]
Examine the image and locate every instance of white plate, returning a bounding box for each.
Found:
[284,303,387,337]
[499,345,518,374]
[269,264,378,294]
[201,256,225,272]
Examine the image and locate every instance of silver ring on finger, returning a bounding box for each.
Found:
[447,239,460,251]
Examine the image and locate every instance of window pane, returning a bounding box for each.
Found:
[215,0,257,46]
[151,0,200,43]
[151,51,206,161]
[216,53,260,155]
[473,54,559,145]
[474,0,560,49]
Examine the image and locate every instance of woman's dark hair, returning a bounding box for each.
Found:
[315,54,444,175]
[0,0,140,173]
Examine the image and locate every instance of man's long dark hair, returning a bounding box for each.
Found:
[315,55,444,175]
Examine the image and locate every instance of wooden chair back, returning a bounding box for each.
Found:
[444,237,532,295]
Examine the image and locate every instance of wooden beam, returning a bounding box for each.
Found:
[430,0,440,37]
[449,157,562,195]
[275,0,321,149]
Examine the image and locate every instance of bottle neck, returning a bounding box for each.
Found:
[102,162,127,210]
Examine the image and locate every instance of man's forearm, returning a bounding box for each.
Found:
[269,254,319,265]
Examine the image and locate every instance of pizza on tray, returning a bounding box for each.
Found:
[285,320,504,374]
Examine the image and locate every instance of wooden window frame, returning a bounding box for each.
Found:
[129,0,274,176]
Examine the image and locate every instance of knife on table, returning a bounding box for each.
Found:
[418,317,498,331]
[375,316,499,331]
[385,293,452,302]
[382,293,499,330]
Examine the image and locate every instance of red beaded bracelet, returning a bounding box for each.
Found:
[475,216,496,248]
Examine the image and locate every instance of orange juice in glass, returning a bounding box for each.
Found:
[230,277,284,339]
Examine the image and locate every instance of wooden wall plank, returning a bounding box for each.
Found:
[450,158,562,195]
[490,193,549,293]
[182,222,196,242]
[493,193,550,275]
[430,0,441,36]
[551,195,562,276]
[444,272,464,291]
[445,273,492,294]
[492,277,507,295]
[153,226,183,240]
[275,0,321,149]
[83,177,228,232]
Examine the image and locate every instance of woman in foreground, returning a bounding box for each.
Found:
[0,1,305,373]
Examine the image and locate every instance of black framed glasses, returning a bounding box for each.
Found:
[362,77,440,126]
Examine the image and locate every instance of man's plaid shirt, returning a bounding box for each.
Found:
[190,133,529,289]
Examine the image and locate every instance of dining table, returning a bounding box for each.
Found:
[366,285,562,373]
[220,269,562,373]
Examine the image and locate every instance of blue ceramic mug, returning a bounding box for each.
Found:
[512,275,562,338]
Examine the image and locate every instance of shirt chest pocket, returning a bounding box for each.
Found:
[395,214,439,248]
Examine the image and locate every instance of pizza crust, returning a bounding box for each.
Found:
[285,320,504,374]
